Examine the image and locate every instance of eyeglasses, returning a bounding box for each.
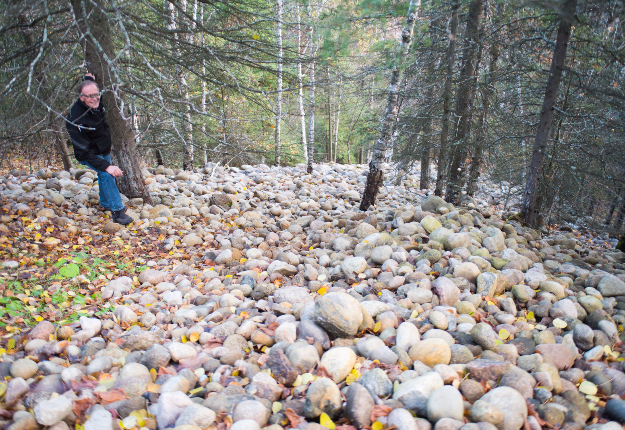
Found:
[81,92,100,99]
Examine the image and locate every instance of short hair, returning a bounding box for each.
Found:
[77,80,98,96]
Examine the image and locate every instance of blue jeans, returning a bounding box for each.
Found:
[83,154,124,211]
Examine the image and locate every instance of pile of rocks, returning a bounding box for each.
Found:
[1,162,625,430]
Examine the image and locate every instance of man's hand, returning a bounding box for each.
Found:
[84,73,96,80]
[105,165,123,177]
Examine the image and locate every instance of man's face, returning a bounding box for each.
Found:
[80,83,100,109]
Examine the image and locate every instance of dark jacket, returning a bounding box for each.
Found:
[66,78,111,171]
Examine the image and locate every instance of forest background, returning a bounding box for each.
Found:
[1,0,624,232]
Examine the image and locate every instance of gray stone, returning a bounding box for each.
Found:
[233,400,270,426]
[480,387,528,430]
[471,323,500,351]
[84,406,113,430]
[34,395,72,426]
[597,275,625,297]
[345,383,374,428]
[359,367,393,398]
[320,347,357,383]
[10,359,39,379]
[175,403,217,428]
[312,292,363,338]
[304,377,342,419]
[427,386,464,422]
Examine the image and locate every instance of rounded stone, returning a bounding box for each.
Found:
[232,400,270,426]
[409,338,451,367]
[479,387,528,430]
[320,347,357,383]
[10,359,39,379]
[427,386,464,422]
[304,377,342,419]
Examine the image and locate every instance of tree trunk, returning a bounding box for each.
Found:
[605,186,622,225]
[274,0,283,166]
[468,43,499,197]
[360,0,420,211]
[334,75,342,162]
[56,136,73,171]
[306,8,316,174]
[521,0,577,227]
[200,4,209,165]
[434,0,459,197]
[168,1,194,170]
[615,195,625,230]
[444,0,484,205]
[70,0,149,200]
[326,65,332,162]
[296,3,308,164]
[155,149,164,166]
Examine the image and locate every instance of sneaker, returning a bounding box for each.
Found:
[112,207,133,225]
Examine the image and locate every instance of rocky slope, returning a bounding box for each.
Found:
[1,162,625,430]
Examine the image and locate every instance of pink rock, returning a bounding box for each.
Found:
[432,277,460,306]
[535,344,576,370]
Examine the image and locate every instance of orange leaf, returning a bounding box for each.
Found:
[73,397,96,417]
[96,388,128,402]
[285,408,305,428]
[370,405,393,423]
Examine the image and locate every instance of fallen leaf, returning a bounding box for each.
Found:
[370,405,392,423]
[320,412,335,429]
[96,388,128,402]
[285,408,304,428]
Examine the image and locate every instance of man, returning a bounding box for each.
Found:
[66,74,133,225]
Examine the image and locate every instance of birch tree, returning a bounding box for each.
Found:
[274,0,283,166]
[360,0,421,210]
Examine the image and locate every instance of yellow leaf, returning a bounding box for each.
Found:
[317,287,327,296]
[526,311,534,320]
[409,310,418,319]
[300,373,316,385]
[345,374,357,385]
[0,349,6,356]
[7,339,15,349]
[372,421,384,430]
[309,246,314,250]
[604,345,612,356]
[232,370,239,377]
[579,381,597,395]
[190,332,200,342]
[319,413,335,430]
[35,316,43,322]
[272,402,283,414]
[34,233,41,240]
[150,368,157,382]
[181,335,188,343]
[189,387,203,395]
[487,301,495,306]
[253,34,259,40]
[146,382,160,393]
[498,329,510,340]
[292,375,303,387]
[553,318,567,329]
[373,322,382,332]
[240,258,247,263]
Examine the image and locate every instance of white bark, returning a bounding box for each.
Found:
[200,3,208,165]
[296,3,308,163]
[360,0,420,209]
[274,0,283,166]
